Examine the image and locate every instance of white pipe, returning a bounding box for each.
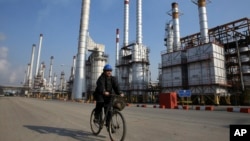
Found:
[172,2,181,51]
[72,0,90,100]
[72,56,76,77]
[198,0,209,43]
[116,28,119,78]
[48,56,53,86]
[35,34,43,76]
[25,64,30,86]
[116,28,119,65]
[29,44,35,87]
[124,0,129,46]
[136,0,142,44]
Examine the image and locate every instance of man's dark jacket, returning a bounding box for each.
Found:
[93,73,122,102]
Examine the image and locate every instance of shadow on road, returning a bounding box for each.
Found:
[23,125,106,141]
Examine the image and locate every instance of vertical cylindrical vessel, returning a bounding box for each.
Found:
[116,28,120,79]
[136,0,142,44]
[53,73,57,91]
[123,0,129,46]
[172,2,181,51]
[69,55,76,89]
[90,52,106,92]
[131,0,149,102]
[29,44,36,87]
[166,22,174,53]
[60,71,65,92]
[25,64,30,86]
[35,34,43,76]
[198,0,209,43]
[48,56,54,87]
[72,0,90,100]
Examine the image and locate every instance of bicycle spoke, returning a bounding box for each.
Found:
[90,109,102,135]
[108,111,126,141]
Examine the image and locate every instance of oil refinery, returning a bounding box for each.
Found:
[21,0,250,105]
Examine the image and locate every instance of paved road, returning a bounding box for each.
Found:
[0,97,249,141]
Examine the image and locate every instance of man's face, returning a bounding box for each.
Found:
[104,70,112,77]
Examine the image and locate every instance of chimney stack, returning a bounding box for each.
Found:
[116,28,120,65]
[123,0,129,46]
[172,2,181,51]
[28,44,36,87]
[72,0,91,100]
[136,0,142,44]
[193,0,209,43]
[116,28,120,79]
[48,56,54,87]
[35,34,43,76]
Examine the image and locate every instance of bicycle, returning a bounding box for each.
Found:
[90,94,127,141]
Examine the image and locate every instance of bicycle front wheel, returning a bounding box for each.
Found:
[108,110,126,141]
[90,109,102,135]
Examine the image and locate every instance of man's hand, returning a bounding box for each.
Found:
[103,91,110,96]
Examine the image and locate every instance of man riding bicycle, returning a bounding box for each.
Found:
[93,64,124,128]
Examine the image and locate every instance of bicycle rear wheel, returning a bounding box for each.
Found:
[90,109,102,135]
[108,110,126,141]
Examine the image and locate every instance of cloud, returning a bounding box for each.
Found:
[0,59,9,72]
[0,46,24,86]
[9,66,24,84]
[0,46,8,59]
[0,47,10,83]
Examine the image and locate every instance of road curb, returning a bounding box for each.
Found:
[174,105,189,110]
[227,107,250,113]
[195,106,214,111]
[153,105,166,109]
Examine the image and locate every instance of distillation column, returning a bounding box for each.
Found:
[193,0,209,43]
[28,44,36,88]
[48,56,54,92]
[165,22,174,53]
[72,0,90,100]
[124,0,129,47]
[119,0,130,92]
[131,0,149,102]
[35,34,43,77]
[25,64,30,86]
[116,28,120,80]
[172,2,181,51]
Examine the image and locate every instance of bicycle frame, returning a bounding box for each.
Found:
[99,95,116,128]
[90,94,126,141]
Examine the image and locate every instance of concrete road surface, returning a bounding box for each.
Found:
[0,97,250,141]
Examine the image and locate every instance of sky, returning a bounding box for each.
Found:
[0,0,250,86]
